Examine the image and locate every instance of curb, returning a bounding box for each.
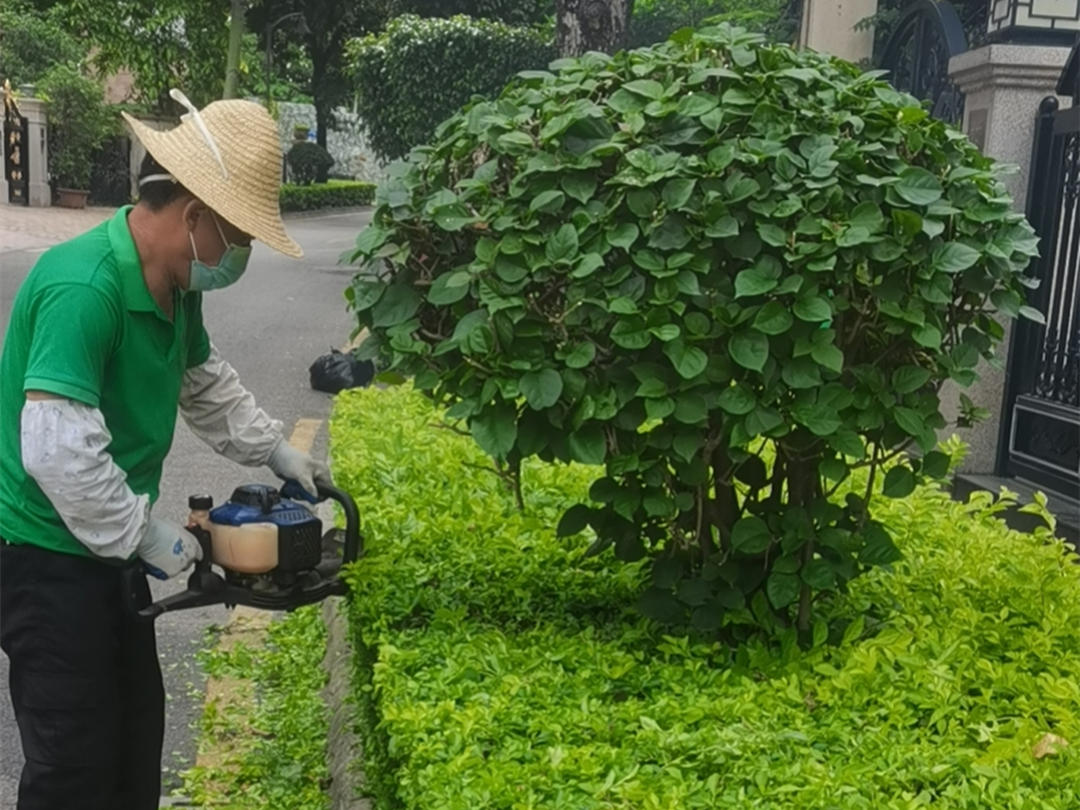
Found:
[282,206,373,221]
[322,596,371,810]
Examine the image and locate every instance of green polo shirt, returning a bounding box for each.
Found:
[0,206,211,559]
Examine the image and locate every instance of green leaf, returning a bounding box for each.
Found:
[892,365,932,394]
[895,167,943,206]
[674,394,708,424]
[611,319,652,349]
[706,215,739,238]
[891,209,923,240]
[349,280,385,312]
[564,342,596,369]
[794,296,832,323]
[677,91,719,117]
[782,358,822,389]
[882,465,916,498]
[893,406,926,436]
[432,203,478,231]
[766,572,800,609]
[849,201,884,232]
[729,330,769,372]
[372,284,421,327]
[662,178,696,210]
[572,253,605,279]
[530,190,566,214]
[757,223,787,247]
[860,523,901,564]
[753,302,794,335]
[811,342,844,374]
[626,189,657,218]
[607,222,639,250]
[562,174,597,204]
[569,424,606,465]
[470,404,516,459]
[829,430,865,459]
[557,504,591,537]
[427,271,471,305]
[663,340,708,380]
[735,267,779,298]
[801,559,836,590]
[546,224,579,264]
[932,242,980,274]
[651,324,681,342]
[794,404,843,436]
[624,79,664,99]
[922,450,951,478]
[837,226,871,247]
[731,516,771,553]
[717,384,756,415]
[520,369,564,409]
[913,324,943,349]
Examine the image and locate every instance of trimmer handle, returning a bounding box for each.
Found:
[280,480,363,564]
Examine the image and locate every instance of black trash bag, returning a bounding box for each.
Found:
[309,349,375,394]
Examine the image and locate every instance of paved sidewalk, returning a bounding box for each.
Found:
[0,202,115,253]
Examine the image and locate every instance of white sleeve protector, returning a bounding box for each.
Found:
[20,398,150,560]
[179,344,285,466]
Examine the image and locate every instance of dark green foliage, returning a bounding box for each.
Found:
[37,64,115,190]
[346,24,1040,634]
[628,0,798,49]
[0,3,85,86]
[287,141,336,186]
[347,14,554,161]
[279,180,376,211]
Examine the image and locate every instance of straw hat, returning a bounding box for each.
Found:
[122,91,303,258]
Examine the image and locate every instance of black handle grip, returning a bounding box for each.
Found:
[314,483,362,564]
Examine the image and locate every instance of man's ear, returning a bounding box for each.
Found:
[181,198,206,233]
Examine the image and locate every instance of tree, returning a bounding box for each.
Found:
[345,24,1040,635]
[223,0,247,99]
[0,2,84,86]
[555,0,632,55]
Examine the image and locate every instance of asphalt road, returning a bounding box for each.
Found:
[0,207,371,805]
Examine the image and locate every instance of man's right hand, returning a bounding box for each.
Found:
[138,518,203,579]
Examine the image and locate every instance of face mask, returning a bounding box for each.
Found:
[187,211,252,292]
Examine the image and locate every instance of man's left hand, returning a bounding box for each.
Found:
[267,441,332,499]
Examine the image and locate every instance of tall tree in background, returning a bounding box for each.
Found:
[223,0,247,98]
[556,0,633,55]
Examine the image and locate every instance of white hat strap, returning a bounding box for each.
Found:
[169,88,229,181]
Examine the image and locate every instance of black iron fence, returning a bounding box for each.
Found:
[1000,93,1080,497]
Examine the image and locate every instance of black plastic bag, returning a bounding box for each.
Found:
[309,349,375,394]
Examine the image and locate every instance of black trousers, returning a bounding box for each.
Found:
[0,541,164,810]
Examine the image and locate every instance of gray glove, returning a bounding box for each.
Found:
[138,518,203,579]
[267,441,332,499]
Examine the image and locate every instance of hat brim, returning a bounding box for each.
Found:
[123,111,304,259]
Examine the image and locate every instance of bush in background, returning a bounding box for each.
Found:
[628,0,798,49]
[37,64,115,190]
[345,23,1040,634]
[335,385,1080,809]
[287,141,336,186]
[279,180,376,212]
[0,2,85,87]
[347,14,554,162]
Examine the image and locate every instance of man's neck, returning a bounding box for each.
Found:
[126,205,178,319]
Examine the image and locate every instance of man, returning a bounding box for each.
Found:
[0,91,331,810]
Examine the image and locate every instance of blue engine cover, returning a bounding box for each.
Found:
[210,484,315,528]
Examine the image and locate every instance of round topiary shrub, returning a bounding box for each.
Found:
[347,23,1040,635]
[287,141,335,186]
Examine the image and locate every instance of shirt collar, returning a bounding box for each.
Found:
[108,205,158,313]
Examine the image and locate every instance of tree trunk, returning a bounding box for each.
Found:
[311,39,332,183]
[223,0,246,99]
[555,0,632,57]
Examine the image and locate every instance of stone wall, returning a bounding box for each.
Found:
[273,101,385,184]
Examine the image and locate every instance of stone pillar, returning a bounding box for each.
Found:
[799,0,878,65]
[945,43,1074,474]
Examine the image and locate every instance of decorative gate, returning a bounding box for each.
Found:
[3,79,30,206]
[999,46,1080,498]
[878,0,972,125]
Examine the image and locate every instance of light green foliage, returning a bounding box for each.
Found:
[346,23,1041,632]
[182,607,330,810]
[347,14,554,161]
[334,385,1080,810]
[279,180,376,211]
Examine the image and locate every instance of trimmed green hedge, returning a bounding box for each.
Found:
[347,14,554,162]
[279,181,375,212]
[333,386,1080,809]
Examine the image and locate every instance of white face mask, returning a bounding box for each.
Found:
[187,211,252,292]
